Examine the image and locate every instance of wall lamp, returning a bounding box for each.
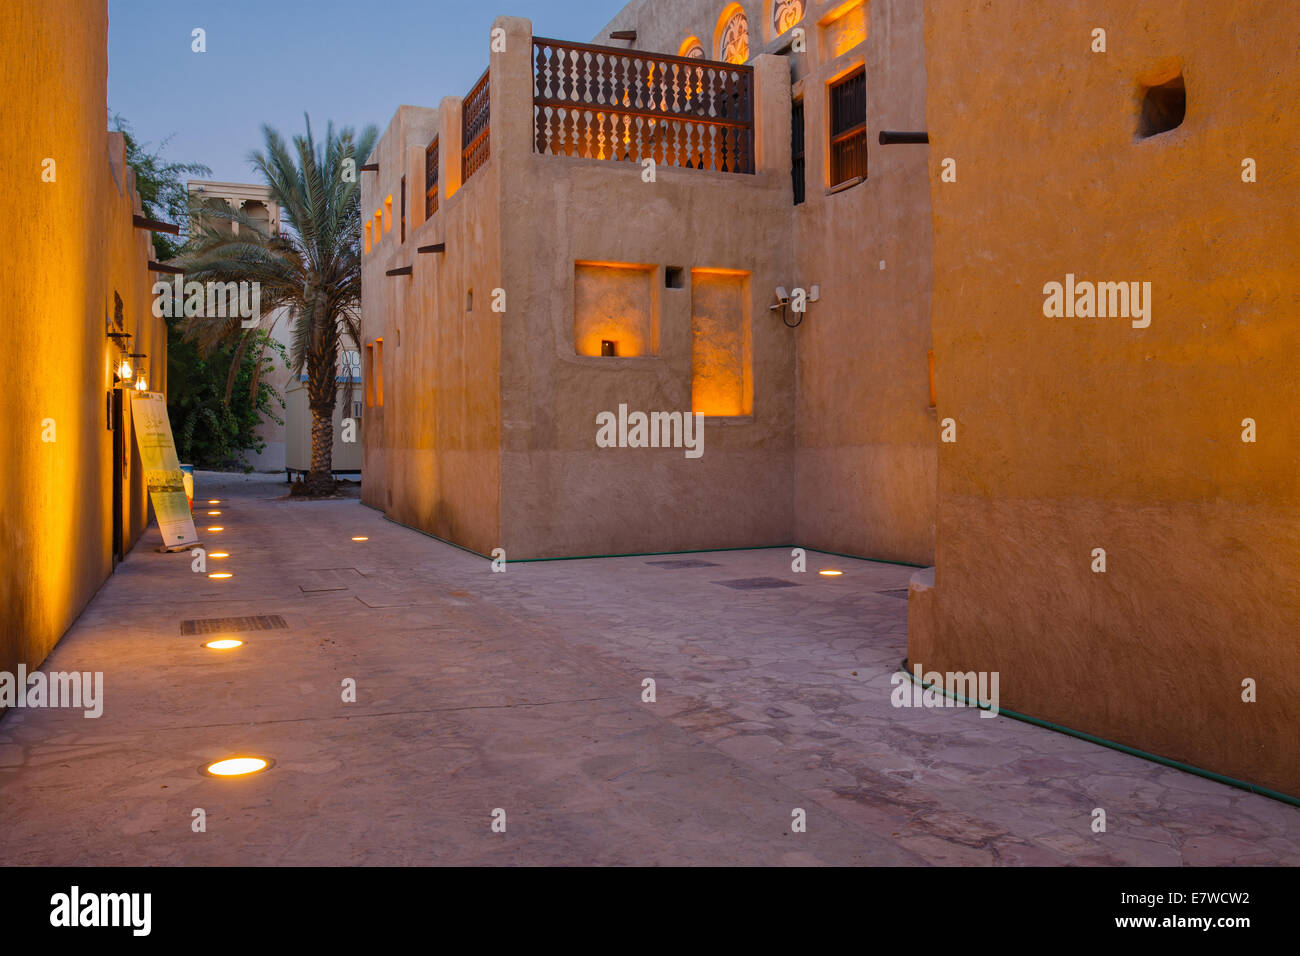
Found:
[129,354,148,391]
[108,329,133,382]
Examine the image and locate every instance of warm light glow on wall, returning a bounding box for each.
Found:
[573,262,657,357]
[364,343,375,407]
[384,194,393,233]
[364,220,372,254]
[691,269,751,416]
[821,0,868,58]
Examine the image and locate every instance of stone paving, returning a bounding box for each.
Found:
[0,472,1295,865]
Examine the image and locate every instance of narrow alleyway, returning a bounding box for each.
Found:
[0,473,1294,865]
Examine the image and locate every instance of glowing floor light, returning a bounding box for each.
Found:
[818,570,844,577]
[208,499,221,505]
[208,572,233,580]
[209,552,229,559]
[207,526,224,532]
[205,757,268,777]
[352,536,369,542]
[204,639,243,650]
[207,510,222,516]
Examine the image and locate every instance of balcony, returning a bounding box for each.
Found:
[409,34,762,217]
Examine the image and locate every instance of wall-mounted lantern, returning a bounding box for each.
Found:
[107,329,133,387]
[129,354,148,392]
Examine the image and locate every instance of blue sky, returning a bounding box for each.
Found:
[108,0,616,182]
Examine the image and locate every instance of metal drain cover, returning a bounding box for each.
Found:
[180,615,288,635]
[713,577,800,590]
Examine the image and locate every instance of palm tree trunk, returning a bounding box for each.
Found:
[305,345,338,495]
[307,405,335,495]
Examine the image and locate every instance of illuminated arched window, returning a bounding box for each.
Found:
[715,6,749,64]
[679,36,705,59]
[772,0,804,37]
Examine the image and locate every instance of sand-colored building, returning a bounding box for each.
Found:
[908,0,1299,797]
[361,0,935,565]
[363,0,1298,799]
[1,2,170,685]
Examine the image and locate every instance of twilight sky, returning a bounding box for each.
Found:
[107,0,616,183]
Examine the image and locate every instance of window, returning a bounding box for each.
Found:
[400,176,406,242]
[792,99,806,204]
[829,66,866,187]
[665,266,684,289]
[374,338,384,406]
[340,349,361,382]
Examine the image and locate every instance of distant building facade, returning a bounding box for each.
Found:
[188,180,363,477]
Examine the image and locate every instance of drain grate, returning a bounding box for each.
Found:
[713,577,800,591]
[646,559,722,569]
[180,615,288,635]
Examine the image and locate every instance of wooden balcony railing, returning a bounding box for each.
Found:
[425,136,440,218]
[532,37,754,174]
[462,68,491,183]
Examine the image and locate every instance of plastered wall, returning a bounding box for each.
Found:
[1,1,166,682]
[912,0,1300,795]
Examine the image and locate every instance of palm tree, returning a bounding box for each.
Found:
[180,116,377,495]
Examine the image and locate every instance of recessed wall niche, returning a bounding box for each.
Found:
[1138,73,1185,138]
[573,261,658,357]
[691,269,752,416]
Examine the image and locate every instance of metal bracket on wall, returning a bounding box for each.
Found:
[879,131,929,145]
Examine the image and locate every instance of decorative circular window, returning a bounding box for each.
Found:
[680,37,705,59]
[772,0,804,37]
[719,10,750,64]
